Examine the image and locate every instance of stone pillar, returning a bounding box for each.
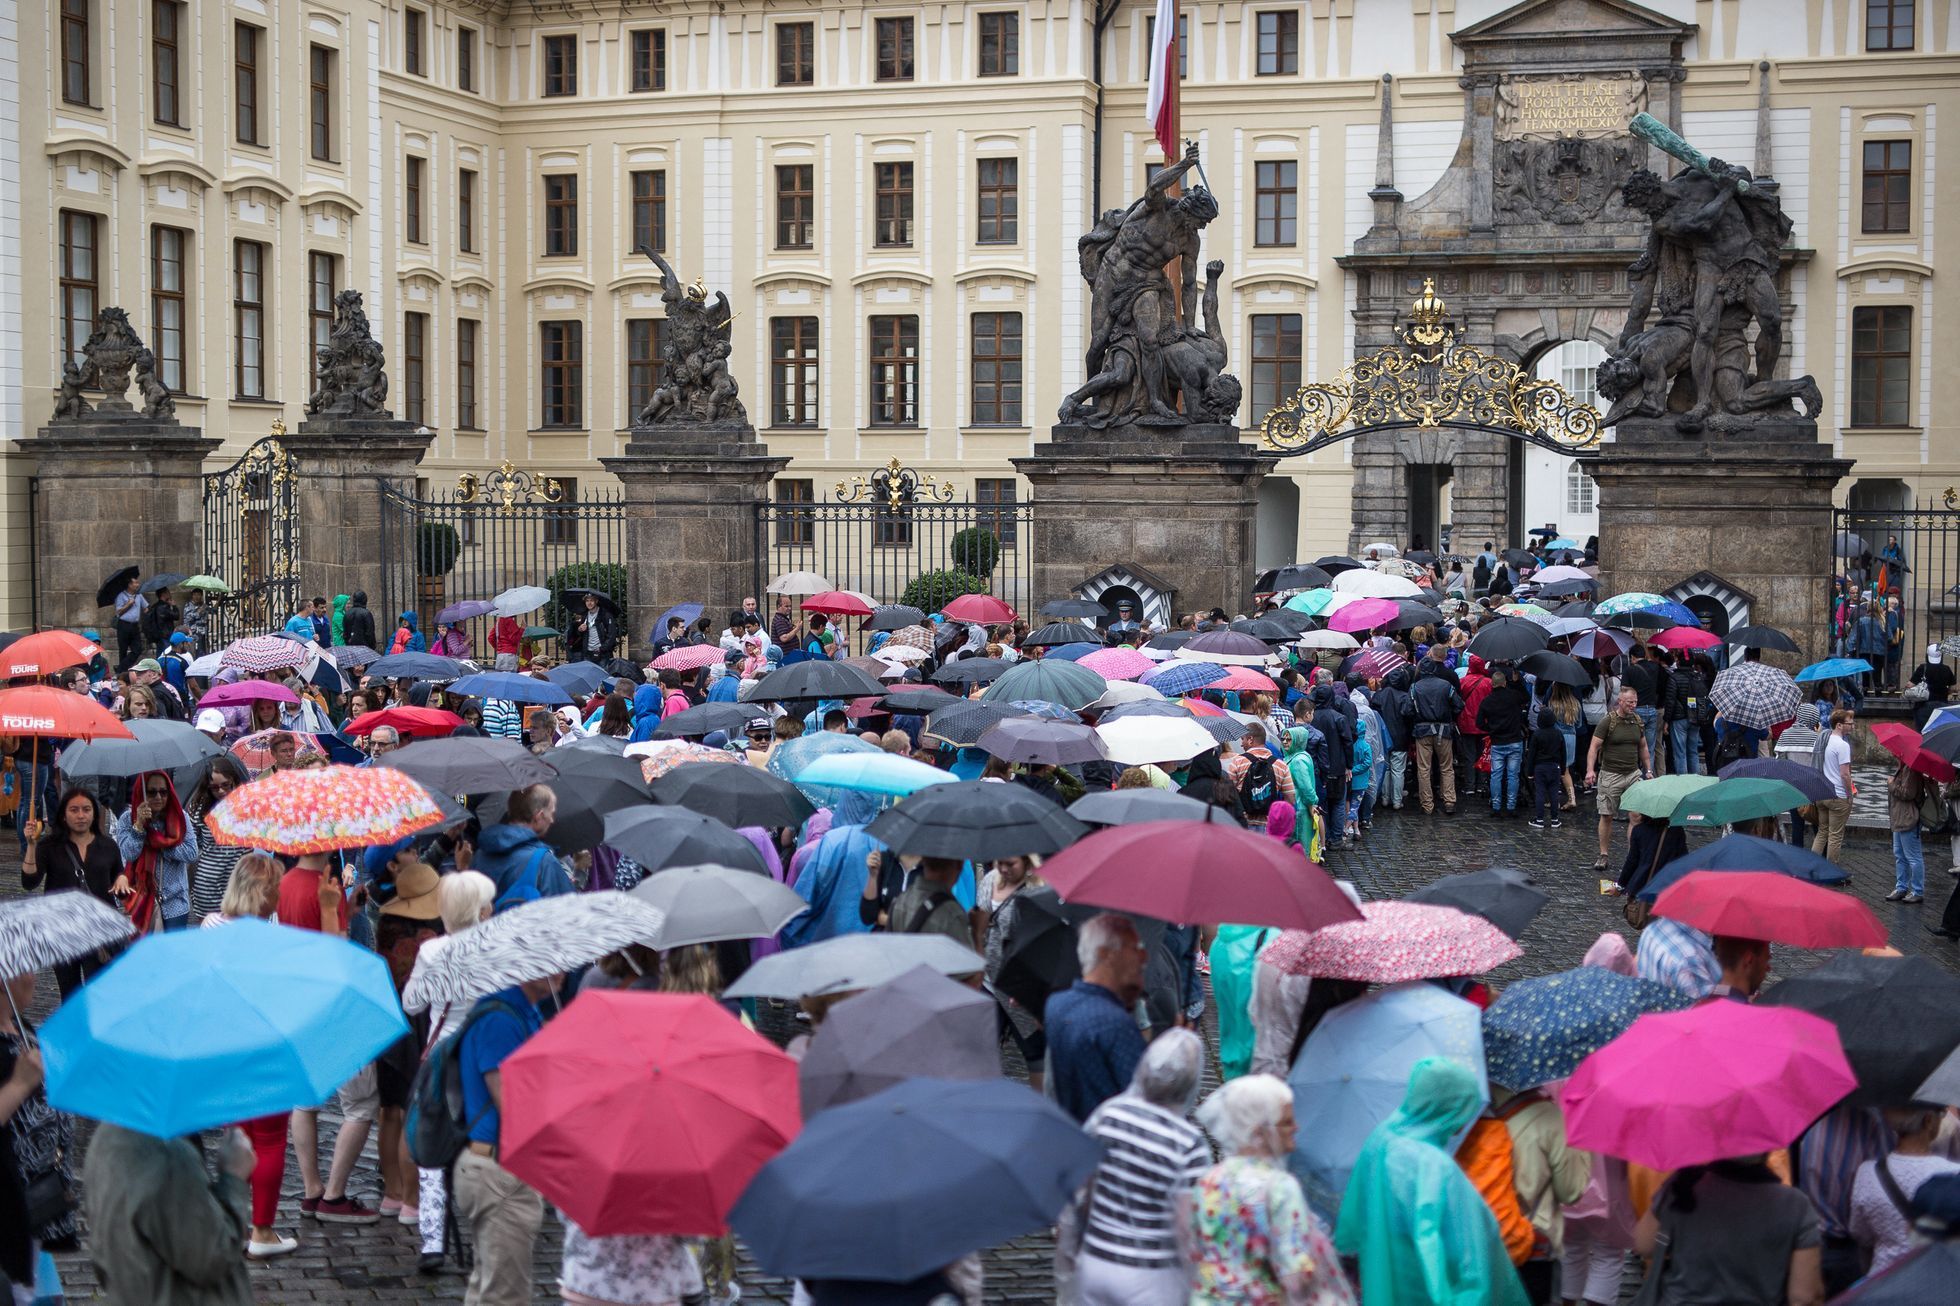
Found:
[17,420,220,629]
[1014,423,1277,619]
[602,425,789,660]
[1587,420,1853,662]
[281,418,435,603]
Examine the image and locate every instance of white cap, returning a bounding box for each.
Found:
[195,708,226,733]
[1930,644,1944,664]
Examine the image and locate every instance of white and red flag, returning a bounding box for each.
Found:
[1145,0,1179,161]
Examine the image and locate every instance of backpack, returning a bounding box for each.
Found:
[1238,752,1279,818]
[1455,1096,1547,1267]
[1920,784,1951,834]
[492,845,563,911]
[405,997,520,1169]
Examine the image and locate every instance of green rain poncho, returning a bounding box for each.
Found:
[1335,1057,1529,1306]
[330,594,349,646]
[1207,924,1277,1081]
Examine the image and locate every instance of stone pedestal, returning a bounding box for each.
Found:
[1585,418,1853,662]
[1013,423,1278,620]
[282,416,436,601]
[17,417,220,629]
[602,423,789,659]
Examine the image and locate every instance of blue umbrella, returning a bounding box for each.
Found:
[1928,703,1960,734]
[40,919,407,1137]
[1543,537,1580,550]
[449,671,574,706]
[766,732,883,786]
[1141,660,1230,697]
[1008,699,1079,721]
[1288,982,1485,1219]
[1042,643,1103,662]
[367,651,469,681]
[729,1077,1101,1282]
[1483,967,1692,1091]
[1795,657,1875,683]
[651,602,704,642]
[795,751,958,799]
[1638,831,1851,901]
[545,660,611,698]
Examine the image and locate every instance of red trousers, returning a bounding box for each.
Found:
[239,1113,289,1227]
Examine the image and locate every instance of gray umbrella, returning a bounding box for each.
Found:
[601,807,769,874]
[632,865,810,949]
[798,964,1000,1116]
[0,891,135,977]
[380,736,558,794]
[722,933,984,1000]
[975,718,1107,766]
[402,892,668,1013]
[653,702,764,739]
[924,699,1026,746]
[55,719,226,779]
[1067,788,1216,825]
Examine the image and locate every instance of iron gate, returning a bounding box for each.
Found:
[377,461,628,639]
[201,430,301,646]
[1830,499,1960,690]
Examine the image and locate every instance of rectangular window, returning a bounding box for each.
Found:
[775,478,815,547]
[58,211,97,368]
[1254,160,1297,246]
[1851,305,1912,427]
[1862,140,1912,234]
[777,22,814,85]
[150,226,188,393]
[979,13,1019,76]
[1256,10,1299,75]
[1145,13,1190,78]
[630,170,665,254]
[776,165,814,249]
[309,45,336,162]
[875,162,914,247]
[458,169,476,253]
[1565,463,1595,516]
[457,318,479,429]
[308,252,337,378]
[977,158,1018,244]
[235,23,262,144]
[868,315,920,426]
[540,321,584,427]
[1250,313,1303,424]
[970,312,1023,426]
[543,34,577,96]
[405,157,425,244]
[545,174,578,256]
[405,8,425,75]
[544,476,580,546]
[976,477,1020,546]
[876,17,915,82]
[60,0,89,106]
[152,2,183,125]
[458,27,477,92]
[402,313,427,425]
[1867,0,1915,51]
[631,29,666,92]
[233,241,267,399]
[770,317,819,427]
[626,318,664,420]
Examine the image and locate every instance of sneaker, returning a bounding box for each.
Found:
[1905,893,1925,904]
[1550,819,1563,829]
[379,1198,403,1217]
[418,1252,446,1275]
[1887,888,1909,901]
[1527,818,1546,829]
[246,1236,299,1259]
[313,1196,380,1225]
[299,1195,321,1219]
[397,1204,420,1226]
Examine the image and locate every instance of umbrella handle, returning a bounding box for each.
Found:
[25,737,38,845]
[4,981,32,1052]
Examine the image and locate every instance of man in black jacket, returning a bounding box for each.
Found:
[1370,665,1414,810]
[1664,651,1709,776]
[1476,665,1530,817]
[1410,655,1464,815]
[1309,684,1355,850]
[342,591,378,650]
[1621,643,1666,771]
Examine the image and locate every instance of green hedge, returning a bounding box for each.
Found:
[950,527,1002,578]
[546,562,628,631]
[416,522,461,576]
[901,569,989,614]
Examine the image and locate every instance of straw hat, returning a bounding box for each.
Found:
[379,862,443,921]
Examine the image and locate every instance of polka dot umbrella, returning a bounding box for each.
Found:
[1482,966,1693,1091]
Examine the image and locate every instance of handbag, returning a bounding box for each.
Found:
[1905,681,1930,704]
[23,1166,74,1230]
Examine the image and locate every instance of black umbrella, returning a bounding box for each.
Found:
[1601,611,1678,632]
[924,699,1025,746]
[1067,789,1216,825]
[479,749,651,853]
[601,806,768,874]
[1230,618,1301,643]
[931,657,1010,687]
[866,604,928,632]
[1022,621,1102,648]
[866,780,1087,860]
[562,587,620,613]
[606,658,642,679]
[1534,578,1598,598]
[1715,757,1838,803]
[1468,617,1550,661]
[1834,531,1869,559]
[652,701,762,739]
[1254,563,1335,593]
[1406,551,1438,567]
[96,565,139,609]
[1499,548,1535,568]
[1923,725,1960,765]
[994,887,1167,1015]
[649,763,816,829]
[1405,867,1549,940]
[1315,556,1363,575]
[1519,649,1592,688]
[1256,609,1316,635]
[1759,953,1960,1108]
[882,686,962,715]
[1527,523,1560,539]
[140,572,189,595]
[380,736,559,794]
[744,660,886,702]
[1039,599,1109,621]
[1391,601,1446,630]
[1145,631,1195,652]
[976,718,1107,766]
[1729,624,1801,653]
[1553,600,1597,618]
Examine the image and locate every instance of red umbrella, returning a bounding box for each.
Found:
[500,991,801,1236]
[3,630,102,679]
[206,763,446,854]
[343,706,464,738]
[652,644,726,672]
[1261,901,1522,982]
[801,590,876,618]
[1181,696,1229,718]
[1652,870,1886,949]
[1213,666,1280,694]
[941,593,1017,624]
[1353,648,1409,681]
[197,680,300,708]
[1037,819,1362,930]
[0,685,132,741]
[1327,597,1399,634]
[1651,626,1722,652]
[1869,721,1959,782]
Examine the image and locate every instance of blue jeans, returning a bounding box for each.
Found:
[1489,742,1523,811]
[161,912,190,933]
[1893,828,1927,896]
[1669,718,1700,775]
[1635,707,1661,772]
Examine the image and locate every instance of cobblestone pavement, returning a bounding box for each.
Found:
[17,801,1960,1303]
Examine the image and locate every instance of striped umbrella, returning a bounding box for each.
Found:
[0,892,136,978]
[220,635,308,674]
[1353,648,1409,681]
[1709,661,1802,731]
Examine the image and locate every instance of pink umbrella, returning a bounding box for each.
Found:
[1559,1003,1855,1171]
[1650,626,1723,652]
[197,680,301,708]
[220,635,307,675]
[1353,648,1409,681]
[1078,647,1154,681]
[1260,901,1521,982]
[1327,597,1399,634]
[653,644,726,672]
[1569,629,1634,659]
[1213,666,1280,694]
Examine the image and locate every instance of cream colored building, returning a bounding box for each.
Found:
[3,0,1959,627]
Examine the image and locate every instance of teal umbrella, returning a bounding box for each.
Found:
[766,732,883,788]
[794,751,958,799]
[1670,777,1809,828]
[979,658,1106,710]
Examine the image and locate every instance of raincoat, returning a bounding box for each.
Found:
[1207,924,1278,1081]
[330,595,348,646]
[1335,1057,1530,1306]
[627,684,665,743]
[389,612,426,654]
[781,792,885,947]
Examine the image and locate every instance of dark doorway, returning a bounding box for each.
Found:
[1408,465,1451,555]
[1682,594,1731,638]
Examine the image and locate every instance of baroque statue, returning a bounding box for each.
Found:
[1601,114,1821,434]
[1060,142,1239,429]
[131,348,176,420]
[306,290,391,418]
[51,361,90,421]
[632,245,748,428]
[76,307,146,407]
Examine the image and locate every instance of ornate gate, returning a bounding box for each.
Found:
[200,425,301,646]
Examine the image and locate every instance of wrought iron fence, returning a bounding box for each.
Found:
[1829,500,1960,690]
[200,430,301,647]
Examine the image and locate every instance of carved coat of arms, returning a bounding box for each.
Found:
[1493,136,1641,226]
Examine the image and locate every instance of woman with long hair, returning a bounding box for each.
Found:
[109,771,197,934]
[596,693,634,739]
[20,789,122,995]
[1547,683,1582,811]
[185,755,251,924]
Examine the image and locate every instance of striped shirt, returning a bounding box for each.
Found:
[188,807,246,919]
[483,698,524,740]
[1798,1104,1895,1239]
[1080,1096,1212,1268]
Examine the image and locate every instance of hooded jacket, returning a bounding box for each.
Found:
[1178,749,1247,822]
[342,592,378,650]
[1411,660,1465,738]
[1309,685,1355,774]
[1456,655,1494,737]
[1476,677,1530,745]
[1371,666,1414,750]
[330,595,349,646]
[475,822,575,909]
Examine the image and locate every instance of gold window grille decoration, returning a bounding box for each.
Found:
[457,459,566,511]
[835,456,957,513]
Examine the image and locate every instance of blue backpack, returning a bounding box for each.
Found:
[404,997,518,1169]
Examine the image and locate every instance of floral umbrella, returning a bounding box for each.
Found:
[206,763,445,854]
[1482,966,1693,1091]
[1593,592,1671,616]
[1077,647,1154,682]
[638,744,748,783]
[1261,901,1521,983]
[229,728,330,771]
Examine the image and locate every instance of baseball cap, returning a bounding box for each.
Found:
[1930,643,1944,664]
[132,658,163,674]
[195,708,225,732]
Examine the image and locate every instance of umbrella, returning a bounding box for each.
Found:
[405,893,668,1014]
[366,651,469,682]
[1497,603,1557,627]
[744,660,886,703]
[1141,659,1229,696]
[989,887,1169,1016]
[207,763,443,853]
[545,661,611,698]
[1532,565,1593,585]
[1595,591,1670,616]
[1261,901,1521,982]
[1332,569,1421,599]
[53,718,225,779]
[1651,626,1723,653]
[1389,601,1446,630]
[0,891,135,979]
[1405,867,1548,940]
[931,658,1010,687]
[730,1077,1098,1283]
[436,599,497,624]
[1714,757,1837,803]
[1288,982,1487,1218]
[1518,649,1590,688]
[880,687,961,715]
[653,702,765,739]
[345,705,465,738]
[2,630,104,679]
[1640,832,1850,901]
[865,604,928,633]
[632,865,810,949]
[1559,1002,1856,1171]
[1040,598,1109,620]
[975,718,1107,766]
[724,933,984,1000]
[96,565,141,609]
[448,672,574,706]
[1669,777,1809,828]
[1871,722,1960,782]
[1758,953,1960,1108]
[1708,662,1802,731]
[940,593,1017,624]
[500,991,798,1238]
[1654,870,1886,948]
[766,732,883,786]
[767,570,833,596]
[492,584,552,619]
[1534,578,1597,598]
[1094,713,1220,765]
[220,634,308,675]
[1794,657,1873,684]
[1834,531,1869,558]
[1022,621,1100,648]
[1618,774,1718,819]
[1482,968,1693,1091]
[1569,628,1635,660]
[561,587,620,614]
[980,659,1106,710]
[1352,648,1409,682]
[378,736,557,794]
[650,763,815,829]
[1601,610,1680,633]
[866,780,1087,861]
[1727,624,1801,653]
[0,686,131,749]
[1328,598,1400,634]
[798,965,999,1116]
[1091,680,1166,708]
[802,590,876,618]
[180,575,231,593]
[1467,618,1550,661]
[1283,590,1341,618]
[1918,1041,1960,1108]
[476,749,653,853]
[1182,630,1275,666]
[1295,629,1361,652]
[602,807,769,875]
[40,920,407,1137]
[185,652,224,677]
[1230,618,1301,643]
[1315,555,1363,574]
[923,699,1025,746]
[1039,818,1361,930]
[653,644,727,672]
[1066,788,1216,825]
[328,644,380,671]
[228,728,329,771]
